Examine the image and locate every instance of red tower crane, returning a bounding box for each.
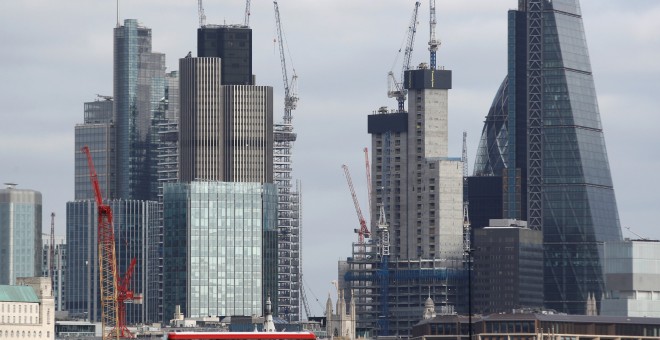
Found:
[342,164,370,244]
[82,146,139,339]
[116,258,140,338]
[82,146,119,339]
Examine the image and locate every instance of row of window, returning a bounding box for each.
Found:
[0,304,38,314]
[0,330,49,339]
[1,315,38,324]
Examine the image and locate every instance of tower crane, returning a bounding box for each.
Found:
[82,146,140,339]
[342,165,370,244]
[82,146,119,340]
[387,1,421,112]
[274,0,299,124]
[244,0,251,27]
[198,0,206,27]
[428,0,441,69]
[364,147,373,230]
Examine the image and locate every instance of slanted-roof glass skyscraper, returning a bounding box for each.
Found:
[472,0,622,314]
[114,19,166,201]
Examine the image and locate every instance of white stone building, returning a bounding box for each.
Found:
[0,277,55,339]
[325,287,356,340]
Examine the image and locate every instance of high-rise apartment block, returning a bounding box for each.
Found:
[471,0,622,314]
[0,184,42,285]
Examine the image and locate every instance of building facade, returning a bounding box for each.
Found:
[75,98,115,200]
[163,181,278,319]
[470,0,622,314]
[601,240,660,317]
[368,66,463,261]
[65,199,158,324]
[197,25,253,86]
[41,236,66,312]
[178,56,273,184]
[0,184,42,285]
[345,52,465,335]
[412,313,660,340]
[113,18,166,201]
[0,277,55,340]
[472,220,543,314]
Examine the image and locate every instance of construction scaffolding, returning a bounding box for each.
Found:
[341,241,467,338]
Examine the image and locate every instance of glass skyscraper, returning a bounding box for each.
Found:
[113,19,166,201]
[163,182,278,319]
[66,18,167,325]
[75,99,114,201]
[65,199,158,323]
[472,0,622,314]
[0,184,42,285]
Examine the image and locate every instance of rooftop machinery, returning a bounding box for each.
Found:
[387,1,421,112]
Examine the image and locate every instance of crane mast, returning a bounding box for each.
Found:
[244,0,251,26]
[82,146,119,340]
[274,1,298,124]
[198,0,206,27]
[387,1,421,112]
[428,0,440,69]
[342,165,370,244]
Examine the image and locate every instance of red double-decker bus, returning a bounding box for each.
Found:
[165,332,317,340]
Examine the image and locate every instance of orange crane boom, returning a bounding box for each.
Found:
[82,146,119,340]
[342,164,370,244]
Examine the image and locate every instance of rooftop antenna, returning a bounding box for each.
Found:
[116,0,120,27]
[625,226,649,241]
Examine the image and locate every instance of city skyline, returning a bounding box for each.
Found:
[1,1,658,316]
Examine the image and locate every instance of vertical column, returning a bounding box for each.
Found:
[526,0,543,231]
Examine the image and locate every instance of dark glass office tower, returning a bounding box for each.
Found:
[472,0,622,314]
[114,19,166,200]
[198,26,253,85]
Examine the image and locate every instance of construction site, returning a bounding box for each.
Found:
[337,1,471,336]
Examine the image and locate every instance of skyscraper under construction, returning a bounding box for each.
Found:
[470,0,622,314]
[341,3,467,336]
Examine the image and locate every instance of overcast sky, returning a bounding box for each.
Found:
[1,1,658,316]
